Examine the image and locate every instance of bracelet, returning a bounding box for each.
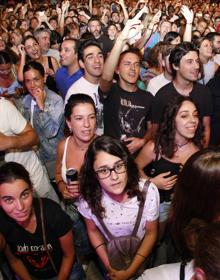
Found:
[95,242,105,250]
[137,252,147,259]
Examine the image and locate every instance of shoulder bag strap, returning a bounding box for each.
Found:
[132,180,150,237]
[96,180,150,240]
[39,198,58,274]
[95,214,115,241]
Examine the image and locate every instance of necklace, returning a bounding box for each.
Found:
[175,140,189,150]
[72,137,89,151]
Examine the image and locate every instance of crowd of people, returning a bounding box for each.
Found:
[0,0,220,279]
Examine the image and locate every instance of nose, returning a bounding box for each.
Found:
[189,114,197,123]
[60,49,64,57]
[32,46,38,52]
[83,117,90,127]
[15,199,25,211]
[30,80,36,88]
[94,55,101,63]
[110,169,119,180]
[130,63,136,71]
[194,61,200,70]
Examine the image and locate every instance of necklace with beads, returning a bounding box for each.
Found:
[175,140,190,151]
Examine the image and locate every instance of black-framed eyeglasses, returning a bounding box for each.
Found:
[94,160,127,180]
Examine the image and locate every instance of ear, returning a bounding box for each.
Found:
[79,59,85,69]
[194,267,206,280]
[172,63,179,71]
[66,119,72,131]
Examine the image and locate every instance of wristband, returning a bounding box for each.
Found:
[137,252,147,259]
[95,242,105,250]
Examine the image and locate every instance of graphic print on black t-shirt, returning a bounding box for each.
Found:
[119,97,146,137]
[15,242,53,270]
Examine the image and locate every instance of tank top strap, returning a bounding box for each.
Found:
[62,136,71,169]
[48,56,54,71]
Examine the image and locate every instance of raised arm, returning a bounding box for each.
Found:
[17,44,26,82]
[117,0,129,23]
[59,1,70,37]
[89,0,93,14]
[181,5,194,42]
[135,10,161,50]
[99,11,143,94]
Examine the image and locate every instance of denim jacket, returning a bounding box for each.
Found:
[22,87,65,163]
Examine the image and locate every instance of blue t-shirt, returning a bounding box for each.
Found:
[55,67,84,98]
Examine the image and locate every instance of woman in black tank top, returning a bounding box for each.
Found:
[136,96,203,233]
[18,35,59,94]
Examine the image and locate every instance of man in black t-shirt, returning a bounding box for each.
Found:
[87,16,113,56]
[151,42,212,147]
[99,18,153,154]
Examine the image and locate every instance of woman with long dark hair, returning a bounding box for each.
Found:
[136,96,203,232]
[78,135,159,279]
[17,35,59,93]
[171,148,220,260]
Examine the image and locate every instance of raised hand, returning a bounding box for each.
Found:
[151,10,162,25]
[181,5,194,24]
[18,44,26,57]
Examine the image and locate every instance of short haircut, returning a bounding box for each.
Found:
[118,48,142,66]
[169,42,198,76]
[61,38,78,53]
[205,32,220,42]
[34,27,51,39]
[77,39,102,62]
[88,16,101,26]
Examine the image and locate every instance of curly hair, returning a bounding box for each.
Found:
[154,96,203,158]
[80,135,143,218]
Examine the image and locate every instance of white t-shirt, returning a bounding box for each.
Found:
[65,77,103,135]
[78,180,159,240]
[0,98,58,202]
[137,260,194,280]
[147,73,171,96]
